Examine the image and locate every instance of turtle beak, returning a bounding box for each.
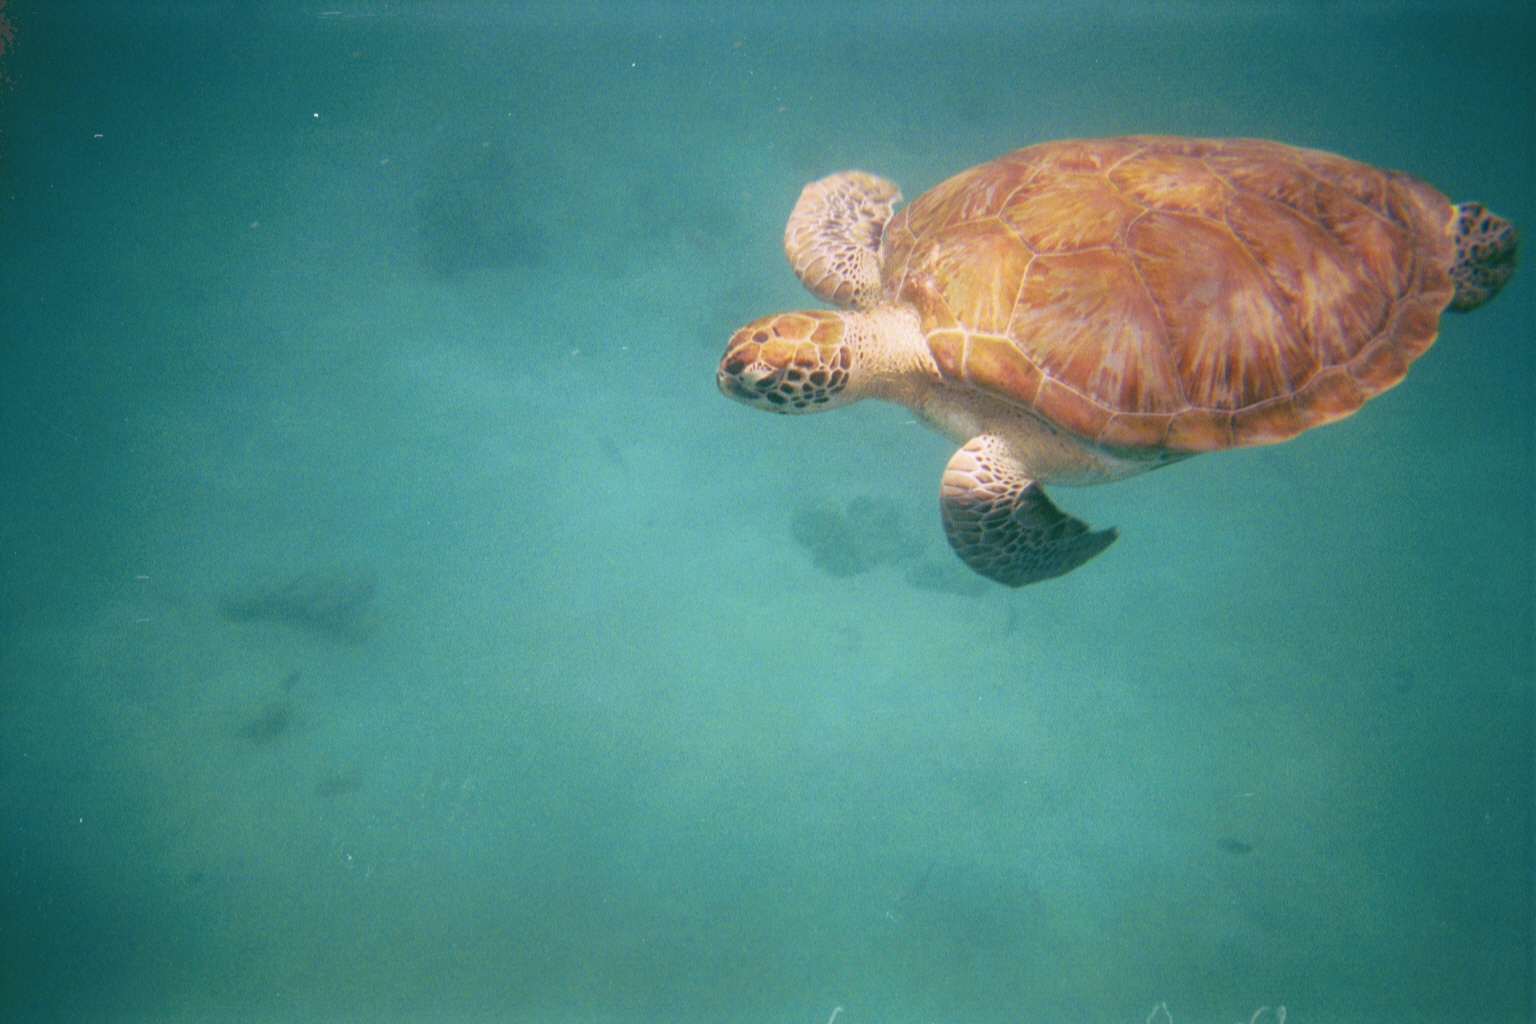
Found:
[717,367,754,401]
[716,356,784,409]
[716,331,774,408]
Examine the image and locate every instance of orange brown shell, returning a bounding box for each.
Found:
[881,136,1459,451]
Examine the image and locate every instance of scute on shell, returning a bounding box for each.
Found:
[881,136,1458,451]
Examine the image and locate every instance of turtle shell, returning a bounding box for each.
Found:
[879,136,1458,451]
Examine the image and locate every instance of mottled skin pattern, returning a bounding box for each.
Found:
[1449,202,1520,311]
[720,136,1518,586]
[784,172,902,310]
[938,434,1119,584]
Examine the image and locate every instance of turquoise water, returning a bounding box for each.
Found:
[0,3,1531,1022]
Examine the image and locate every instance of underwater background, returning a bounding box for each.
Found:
[0,2,1531,1022]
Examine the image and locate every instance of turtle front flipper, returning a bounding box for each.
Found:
[939,436,1118,587]
[784,171,901,310]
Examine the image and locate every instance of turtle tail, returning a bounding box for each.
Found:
[1448,202,1517,312]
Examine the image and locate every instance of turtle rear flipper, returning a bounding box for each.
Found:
[1449,202,1518,311]
[784,171,901,310]
[940,436,1117,587]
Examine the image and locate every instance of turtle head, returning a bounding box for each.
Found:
[718,310,860,414]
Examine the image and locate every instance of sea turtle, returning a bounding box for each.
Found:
[718,136,1517,586]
